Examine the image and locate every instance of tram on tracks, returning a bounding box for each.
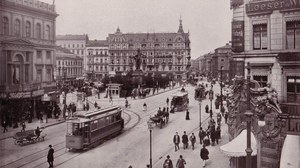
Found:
[66,105,124,150]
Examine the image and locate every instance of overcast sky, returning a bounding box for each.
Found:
[46,0,232,59]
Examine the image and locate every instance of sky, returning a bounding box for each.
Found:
[45,0,232,59]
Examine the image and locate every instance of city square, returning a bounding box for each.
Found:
[0,0,300,168]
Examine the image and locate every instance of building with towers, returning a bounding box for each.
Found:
[107,19,191,81]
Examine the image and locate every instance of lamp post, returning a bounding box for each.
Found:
[220,66,224,115]
[209,84,214,118]
[245,62,253,168]
[147,119,155,168]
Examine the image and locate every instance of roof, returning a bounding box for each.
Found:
[55,46,72,54]
[171,91,188,97]
[75,105,121,118]
[87,40,108,47]
[56,34,89,41]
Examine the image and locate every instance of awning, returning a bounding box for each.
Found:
[220,129,257,157]
[280,135,300,168]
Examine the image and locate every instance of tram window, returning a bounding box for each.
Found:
[98,118,106,127]
[116,113,121,120]
[92,120,98,130]
[111,115,115,122]
[106,116,111,124]
[73,123,80,135]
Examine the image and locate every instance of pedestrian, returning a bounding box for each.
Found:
[2,120,8,133]
[47,145,54,168]
[35,126,41,138]
[143,103,147,111]
[210,129,216,146]
[21,121,26,132]
[40,113,44,123]
[170,107,175,114]
[166,97,169,106]
[198,127,206,144]
[125,99,129,108]
[173,132,180,152]
[205,105,209,113]
[200,145,209,167]
[128,165,133,168]
[185,110,190,120]
[163,155,173,168]
[217,113,222,125]
[224,112,228,124]
[94,101,98,108]
[209,109,213,118]
[85,101,90,111]
[182,131,188,149]
[189,133,196,150]
[176,155,186,168]
[215,125,221,144]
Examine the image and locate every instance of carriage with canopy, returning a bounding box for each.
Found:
[170,89,189,112]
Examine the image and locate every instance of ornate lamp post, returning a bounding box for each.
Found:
[147,119,155,168]
[195,85,205,128]
[245,62,253,168]
[220,66,224,115]
[209,84,214,118]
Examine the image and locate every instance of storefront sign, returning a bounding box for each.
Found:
[232,21,244,52]
[246,0,300,14]
[32,89,44,97]
[9,91,31,99]
[287,117,300,135]
[231,0,244,8]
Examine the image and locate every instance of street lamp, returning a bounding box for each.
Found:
[195,85,205,129]
[220,66,224,115]
[245,62,253,168]
[209,84,214,118]
[147,119,155,168]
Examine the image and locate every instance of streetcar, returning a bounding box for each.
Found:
[170,89,189,112]
[66,105,124,150]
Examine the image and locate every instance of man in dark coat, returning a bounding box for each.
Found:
[182,131,188,149]
[198,127,206,144]
[185,110,190,120]
[173,132,180,152]
[205,105,209,113]
[163,155,173,168]
[200,145,209,167]
[47,145,54,168]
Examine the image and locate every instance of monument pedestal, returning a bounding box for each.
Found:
[132,69,144,87]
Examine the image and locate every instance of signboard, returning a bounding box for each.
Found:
[9,92,31,99]
[281,114,300,136]
[231,0,244,8]
[32,89,44,97]
[246,0,300,14]
[232,21,244,52]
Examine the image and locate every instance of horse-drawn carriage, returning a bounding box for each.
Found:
[171,89,189,112]
[150,110,169,129]
[13,129,46,146]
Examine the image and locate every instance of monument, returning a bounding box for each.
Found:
[132,49,145,87]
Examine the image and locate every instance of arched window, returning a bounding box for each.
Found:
[36,23,41,39]
[12,54,24,84]
[25,21,31,37]
[3,17,9,35]
[45,25,50,40]
[14,19,21,36]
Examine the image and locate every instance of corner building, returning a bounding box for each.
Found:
[0,0,58,124]
[231,0,300,105]
[107,19,191,80]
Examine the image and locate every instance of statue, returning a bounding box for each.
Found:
[133,49,142,70]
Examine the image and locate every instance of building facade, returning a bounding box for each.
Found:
[107,19,191,81]
[0,0,58,123]
[213,43,232,83]
[86,40,109,80]
[56,34,89,72]
[231,0,300,104]
[55,46,84,87]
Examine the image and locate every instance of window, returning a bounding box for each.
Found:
[287,77,300,103]
[253,76,268,87]
[25,21,31,37]
[45,25,50,40]
[3,17,9,35]
[46,69,51,81]
[14,19,21,36]
[36,23,42,39]
[37,69,42,82]
[37,51,42,59]
[253,24,267,50]
[25,65,29,83]
[286,21,300,49]
[46,51,51,59]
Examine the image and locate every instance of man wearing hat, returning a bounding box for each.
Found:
[163,155,173,168]
[47,145,54,168]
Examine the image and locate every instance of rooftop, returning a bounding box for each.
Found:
[87,40,108,47]
[56,34,89,41]
[5,0,56,14]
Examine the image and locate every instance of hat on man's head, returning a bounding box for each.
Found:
[167,155,170,158]
[49,145,52,148]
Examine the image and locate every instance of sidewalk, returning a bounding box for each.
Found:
[0,117,65,141]
[153,119,230,168]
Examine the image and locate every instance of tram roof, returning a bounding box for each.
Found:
[74,105,121,118]
[171,91,188,97]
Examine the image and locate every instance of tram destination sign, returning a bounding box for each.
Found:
[246,0,300,14]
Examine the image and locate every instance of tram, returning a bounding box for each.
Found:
[66,105,124,150]
[171,90,189,112]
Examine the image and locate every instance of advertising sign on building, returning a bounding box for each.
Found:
[246,0,300,14]
[232,21,244,52]
[231,0,244,8]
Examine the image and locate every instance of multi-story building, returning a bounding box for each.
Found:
[86,40,109,80]
[55,46,84,87]
[231,0,300,104]
[212,43,232,82]
[107,19,191,81]
[0,0,58,122]
[56,34,89,72]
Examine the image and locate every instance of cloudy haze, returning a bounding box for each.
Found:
[46,0,232,58]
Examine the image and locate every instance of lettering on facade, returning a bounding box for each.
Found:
[232,21,244,52]
[32,89,44,97]
[246,0,300,14]
[9,92,31,99]
[287,118,300,135]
